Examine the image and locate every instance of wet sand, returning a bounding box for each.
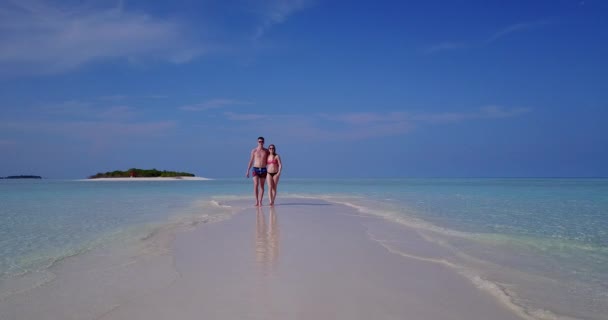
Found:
[99,198,524,320]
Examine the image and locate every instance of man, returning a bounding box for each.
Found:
[246,136,270,206]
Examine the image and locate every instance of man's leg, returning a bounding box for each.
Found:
[258,176,266,206]
[253,175,260,206]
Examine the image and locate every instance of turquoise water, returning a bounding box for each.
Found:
[0,179,248,277]
[1,178,607,319]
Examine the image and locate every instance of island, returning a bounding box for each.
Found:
[89,168,195,179]
[1,175,42,179]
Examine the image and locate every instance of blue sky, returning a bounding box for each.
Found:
[1,0,607,178]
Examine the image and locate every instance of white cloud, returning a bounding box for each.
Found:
[0,0,204,75]
[179,99,251,112]
[252,0,312,39]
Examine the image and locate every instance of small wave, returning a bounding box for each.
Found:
[366,229,578,320]
[291,193,591,320]
[209,200,232,208]
[284,193,473,238]
[0,227,147,302]
[289,194,608,258]
[2,237,107,282]
[471,233,608,254]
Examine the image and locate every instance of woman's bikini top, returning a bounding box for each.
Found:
[267,156,278,165]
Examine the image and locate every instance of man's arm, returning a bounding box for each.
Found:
[246,149,254,178]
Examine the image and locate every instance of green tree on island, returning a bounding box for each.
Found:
[88,168,195,179]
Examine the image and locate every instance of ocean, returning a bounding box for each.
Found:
[1,178,606,319]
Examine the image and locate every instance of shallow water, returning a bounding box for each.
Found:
[1,178,606,319]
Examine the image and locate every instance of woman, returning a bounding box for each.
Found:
[266,144,282,206]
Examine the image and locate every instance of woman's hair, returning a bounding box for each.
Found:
[268,144,277,155]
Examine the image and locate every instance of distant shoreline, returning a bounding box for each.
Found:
[83,177,212,181]
[1,175,42,179]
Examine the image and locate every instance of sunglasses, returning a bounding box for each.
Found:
[258,141,264,143]
[269,147,275,149]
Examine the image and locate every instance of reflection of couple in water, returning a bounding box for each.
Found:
[255,206,280,275]
[246,136,283,207]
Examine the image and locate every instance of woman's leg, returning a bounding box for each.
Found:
[271,174,280,205]
[267,176,276,205]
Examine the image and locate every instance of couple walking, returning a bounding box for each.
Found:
[246,136,283,206]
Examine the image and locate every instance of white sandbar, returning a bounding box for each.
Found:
[103,198,525,320]
[1,198,526,320]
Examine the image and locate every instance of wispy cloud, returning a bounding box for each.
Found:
[412,106,530,124]
[54,119,176,154]
[320,112,408,125]
[84,120,176,154]
[37,100,137,120]
[252,0,312,40]
[423,41,467,54]
[222,111,414,141]
[96,106,136,120]
[0,119,176,140]
[0,139,16,147]
[179,99,251,112]
[479,105,530,118]
[223,111,269,121]
[145,94,169,99]
[221,106,529,141]
[71,120,176,137]
[424,20,550,55]
[298,107,527,127]
[97,94,169,101]
[0,0,204,75]
[486,20,550,43]
[98,95,128,102]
